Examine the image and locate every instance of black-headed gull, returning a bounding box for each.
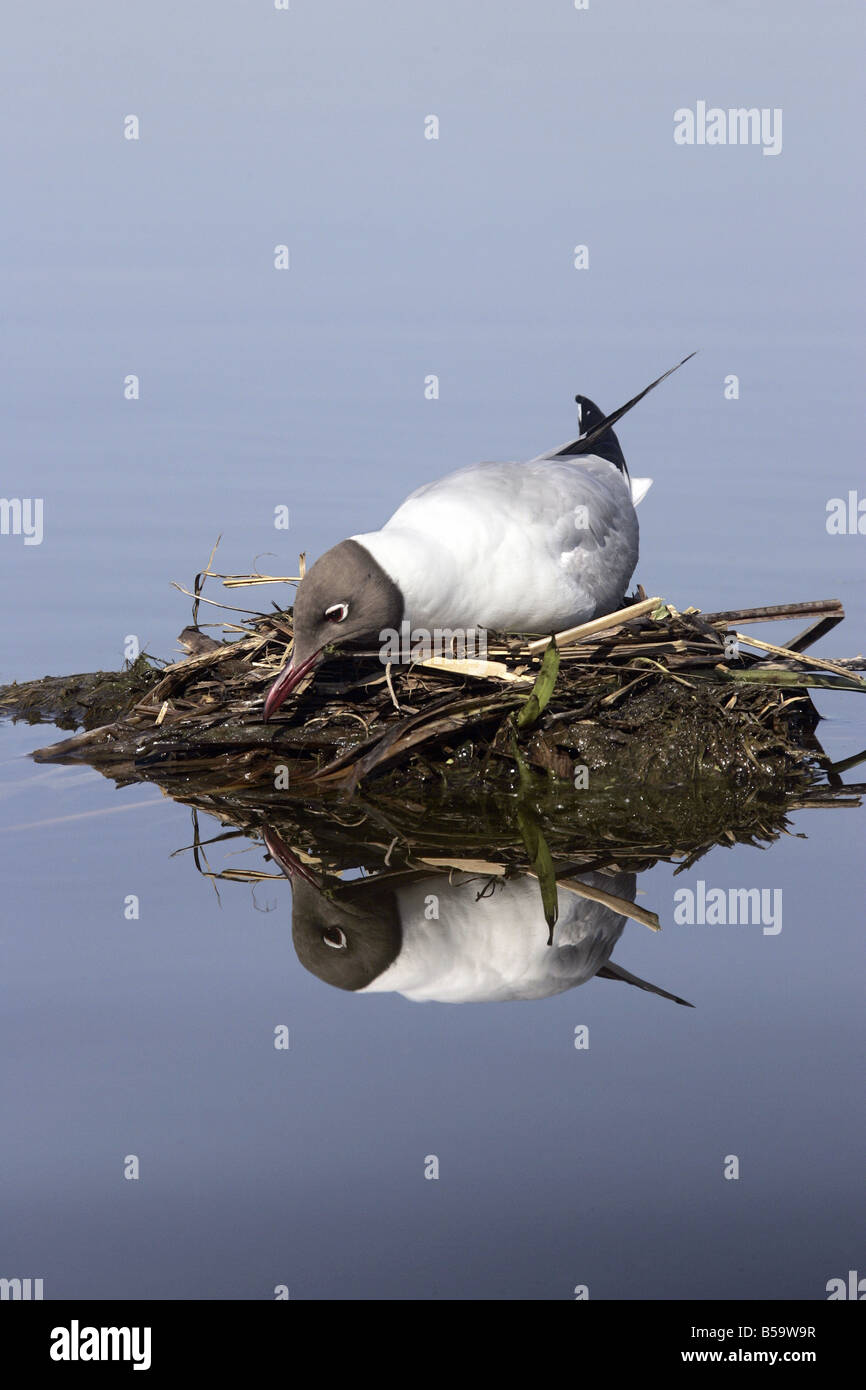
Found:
[263,355,694,719]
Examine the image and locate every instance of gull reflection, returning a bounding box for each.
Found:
[264,829,691,1007]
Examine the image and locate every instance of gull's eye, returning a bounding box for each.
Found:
[324,602,349,623]
[323,927,348,950]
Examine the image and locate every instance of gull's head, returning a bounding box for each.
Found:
[263,539,403,720]
[263,828,402,989]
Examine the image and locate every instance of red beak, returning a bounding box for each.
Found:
[262,828,320,885]
[262,648,323,721]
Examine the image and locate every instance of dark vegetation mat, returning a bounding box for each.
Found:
[2,588,861,796]
[3,571,864,935]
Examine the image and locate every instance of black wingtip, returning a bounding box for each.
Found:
[554,351,698,459]
[596,959,695,1008]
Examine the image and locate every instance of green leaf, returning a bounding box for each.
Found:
[517,807,559,943]
[516,638,561,730]
[508,718,533,792]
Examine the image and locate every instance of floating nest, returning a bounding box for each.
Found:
[1,562,863,808]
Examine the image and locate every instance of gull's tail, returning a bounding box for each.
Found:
[533,352,697,483]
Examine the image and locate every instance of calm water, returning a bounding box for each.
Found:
[1,1,863,1300]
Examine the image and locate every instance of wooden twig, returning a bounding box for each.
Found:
[525,597,662,655]
[702,599,843,626]
[210,574,302,588]
[384,662,401,713]
[170,581,264,617]
[545,874,661,932]
[732,632,866,686]
[784,614,844,653]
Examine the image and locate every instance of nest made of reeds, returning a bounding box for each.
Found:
[5,546,860,807]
